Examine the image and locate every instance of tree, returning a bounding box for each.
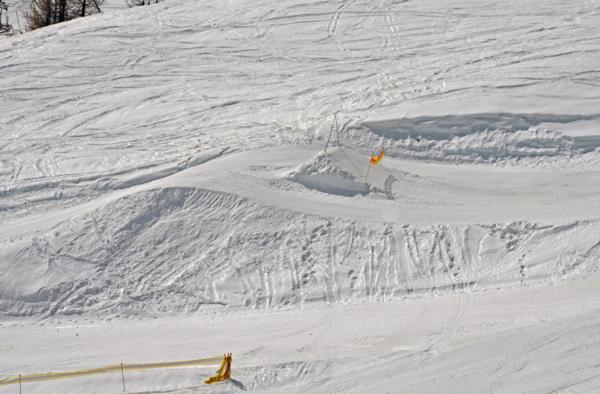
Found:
[25,0,103,30]
[0,0,15,34]
[128,0,160,6]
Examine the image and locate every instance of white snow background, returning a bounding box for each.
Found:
[2,0,600,392]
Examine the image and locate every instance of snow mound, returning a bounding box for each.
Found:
[3,183,600,317]
[284,152,369,197]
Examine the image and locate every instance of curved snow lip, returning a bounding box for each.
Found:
[284,152,369,197]
[362,113,600,141]
[349,113,600,164]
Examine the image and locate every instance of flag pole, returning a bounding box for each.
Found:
[335,115,341,147]
[324,114,338,153]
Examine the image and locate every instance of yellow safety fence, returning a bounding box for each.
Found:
[0,355,225,386]
[204,353,232,384]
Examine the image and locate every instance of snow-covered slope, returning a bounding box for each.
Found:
[2,0,600,392]
[4,145,600,318]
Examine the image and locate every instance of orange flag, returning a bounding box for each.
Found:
[370,147,384,165]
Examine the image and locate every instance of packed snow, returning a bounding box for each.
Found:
[2,0,600,392]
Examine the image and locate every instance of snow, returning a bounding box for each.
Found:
[285,151,370,196]
[2,0,600,392]
[3,277,600,393]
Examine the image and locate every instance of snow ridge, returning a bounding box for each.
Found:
[344,113,600,165]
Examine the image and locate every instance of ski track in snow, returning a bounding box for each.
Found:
[2,0,600,392]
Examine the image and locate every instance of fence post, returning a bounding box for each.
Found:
[120,363,126,391]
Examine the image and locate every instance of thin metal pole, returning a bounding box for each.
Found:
[335,115,341,147]
[120,362,126,391]
[19,374,21,394]
[324,114,337,153]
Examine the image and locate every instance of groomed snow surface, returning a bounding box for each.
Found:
[2,0,600,392]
